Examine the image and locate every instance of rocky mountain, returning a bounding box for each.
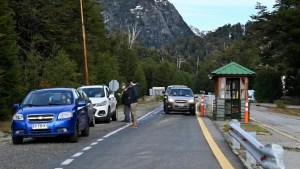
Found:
[189,25,205,37]
[99,0,195,47]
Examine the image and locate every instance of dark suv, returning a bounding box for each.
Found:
[165,87,196,115]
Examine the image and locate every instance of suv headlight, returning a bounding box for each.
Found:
[95,101,107,107]
[168,98,175,103]
[58,112,73,119]
[188,99,195,103]
[13,114,24,121]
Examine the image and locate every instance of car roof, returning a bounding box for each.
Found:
[34,88,74,92]
[78,85,105,89]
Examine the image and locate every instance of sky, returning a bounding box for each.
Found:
[168,0,277,31]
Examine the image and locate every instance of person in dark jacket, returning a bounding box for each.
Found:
[121,83,131,123]
[128,79,139,128]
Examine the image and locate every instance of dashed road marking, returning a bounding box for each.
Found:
[61,159,74,165]
[72,152,83,157]
[91,142,98,145]
[82,147,91,151]
[56,106,162,168]
[196,116,234,169]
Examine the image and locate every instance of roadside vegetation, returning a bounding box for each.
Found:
[268,108,300,117]
[223,123,271,135]
[0,121,11,134]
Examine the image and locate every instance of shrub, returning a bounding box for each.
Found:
[275,100,286,109]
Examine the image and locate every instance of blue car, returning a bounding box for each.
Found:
[11,88,90,144]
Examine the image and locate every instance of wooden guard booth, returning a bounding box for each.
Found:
[210,62,255,120]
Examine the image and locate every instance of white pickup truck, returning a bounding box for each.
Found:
[78,85,117,123]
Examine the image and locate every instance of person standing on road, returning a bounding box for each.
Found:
[128,79,139,128]
[120,83,131,124]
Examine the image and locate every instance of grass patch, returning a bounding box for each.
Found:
[268,107,300,116]
[0,120,11,133]
[223,123,270,135]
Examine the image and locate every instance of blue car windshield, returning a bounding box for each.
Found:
[22,90,73,107]
[169,89,193,97]
[80,88,105,98]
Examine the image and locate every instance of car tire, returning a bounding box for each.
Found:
[111,108,117,121]
[12,136,23,145]
[90,115,95,127]
[81,121,90,137]
[104,108,111,123]
[69,121,79,143]
[190,110,195,115]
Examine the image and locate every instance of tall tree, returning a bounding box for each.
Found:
[0,0,21,120]
[134,63,147,97]
[43,50,81,88]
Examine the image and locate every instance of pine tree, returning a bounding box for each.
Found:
[134,63,147,97]
[0,0,21,120]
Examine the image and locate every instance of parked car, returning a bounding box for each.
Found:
[79,91,96,127]
[78,85,117,123]
[165,86,196,115]
[11,88,90,144]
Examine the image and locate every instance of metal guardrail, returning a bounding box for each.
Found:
[229,120,285,169]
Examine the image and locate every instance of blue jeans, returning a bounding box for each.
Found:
[124,105,131,123]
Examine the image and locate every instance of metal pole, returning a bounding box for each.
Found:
[80,0,89,85]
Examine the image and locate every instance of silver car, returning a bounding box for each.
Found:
[165,87,196,115]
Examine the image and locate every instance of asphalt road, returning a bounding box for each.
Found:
[251,105,300,139]
[45,109,221,169]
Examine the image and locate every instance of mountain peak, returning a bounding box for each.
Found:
[100,0,194,47]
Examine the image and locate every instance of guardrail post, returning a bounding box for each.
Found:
[231,120,240,149]
[246,132,257,166]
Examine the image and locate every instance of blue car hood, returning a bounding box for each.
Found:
[17,105,74,115]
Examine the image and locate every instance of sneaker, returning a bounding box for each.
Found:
[130,125,138,128]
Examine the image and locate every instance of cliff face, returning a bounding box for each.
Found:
[100,0,195,47]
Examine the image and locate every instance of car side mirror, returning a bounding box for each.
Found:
[13,103,20,110]
[77,101,86,107]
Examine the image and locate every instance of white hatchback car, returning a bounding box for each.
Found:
[78,85,117,123]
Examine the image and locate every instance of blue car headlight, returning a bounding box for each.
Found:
[13,114,24,121]
[58,112,73,119]
[95,101,107,107]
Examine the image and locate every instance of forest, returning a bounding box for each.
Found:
[0,0,299,120]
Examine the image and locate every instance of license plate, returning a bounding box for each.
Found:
[32,124,48,129]
[177,104,184,107]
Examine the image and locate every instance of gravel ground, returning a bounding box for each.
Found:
[0,101,162,169]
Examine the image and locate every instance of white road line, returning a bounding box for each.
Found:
[103,106,162,138]
[91,142,98,145]
[56,106,162,169]
[82,146,91,151]
[72,152,83,157]
[61,159,74,165]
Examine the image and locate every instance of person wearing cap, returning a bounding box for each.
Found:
[120,82,131,124]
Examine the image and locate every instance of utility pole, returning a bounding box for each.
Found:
[80,0,89,85]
